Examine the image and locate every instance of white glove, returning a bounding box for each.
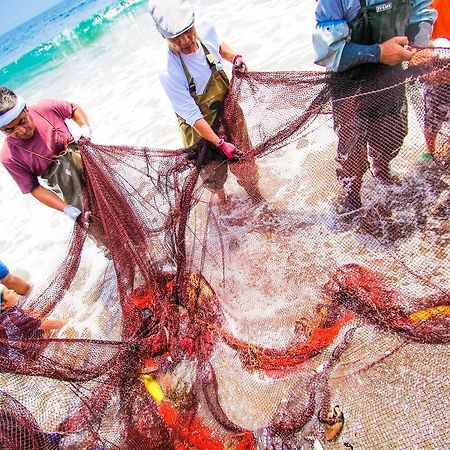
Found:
[432,38,450,48]
[431,38,450,60]
[80,125,92,139]
[63,205,82,222]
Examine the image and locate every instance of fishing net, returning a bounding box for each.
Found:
[1,49,449,449]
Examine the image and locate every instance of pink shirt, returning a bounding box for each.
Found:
[1,99,76,194]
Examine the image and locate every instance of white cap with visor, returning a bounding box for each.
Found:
[148,0,195,38]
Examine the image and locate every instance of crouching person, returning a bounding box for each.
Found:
[0,285,64,362]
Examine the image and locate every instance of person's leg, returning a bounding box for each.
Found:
[423,83,445,156]
[445,84,450,156]
[225,101,264,204]
[367,83,408,182]
[199,158,229,207]
[332,95,369,212]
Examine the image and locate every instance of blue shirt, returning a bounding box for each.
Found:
[313,0,437,71]
[0,260,9,280]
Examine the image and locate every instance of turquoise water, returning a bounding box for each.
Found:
[0,0,146,89]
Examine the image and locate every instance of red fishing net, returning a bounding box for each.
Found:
[1,49,449,449]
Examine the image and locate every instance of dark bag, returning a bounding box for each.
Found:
[41,142,84,210]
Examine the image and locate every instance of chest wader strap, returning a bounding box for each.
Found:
[169,34,220,100]
[171,34,229,147]
[359,0,369,29]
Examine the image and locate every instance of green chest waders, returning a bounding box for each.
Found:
[174,36,231,190]
[175,37,230,148]
[349,0,411,46]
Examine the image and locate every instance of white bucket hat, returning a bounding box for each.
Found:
[148,0,195,39]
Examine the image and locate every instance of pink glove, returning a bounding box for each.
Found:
[232,54,248,73]
[217,139,244,161]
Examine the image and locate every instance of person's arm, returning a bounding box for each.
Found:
[40,318,64,331]
[220,42,247,73]
[377,1,437,66]
[338,42,382,70]
[379,36,417,65]
[159,68,204,134]
[193,118,243,160]
[219,42,235,63]
[31,185,82,221]
[31,185,67,211]
[72,106,90,127]
[1,274,31,296]
[313,15,378,71]
[72,105,92,139]
[314,22,415,71]
[193,118,221,145]
[40,318,64,338]
[313,0,417,71]
[406,0,437,46]
[313,0,354,71]
[47,99,91,139]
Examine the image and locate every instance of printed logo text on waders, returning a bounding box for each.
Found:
[376,2,393,13]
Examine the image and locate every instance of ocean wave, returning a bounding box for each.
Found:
[0,0,146,89]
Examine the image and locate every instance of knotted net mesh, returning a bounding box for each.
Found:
[1,50,449,449]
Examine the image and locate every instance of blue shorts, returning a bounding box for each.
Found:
[0,260,10,280]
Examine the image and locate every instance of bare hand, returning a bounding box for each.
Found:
[380,36,417,66]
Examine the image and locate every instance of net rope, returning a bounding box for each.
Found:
[0,50,449,449]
